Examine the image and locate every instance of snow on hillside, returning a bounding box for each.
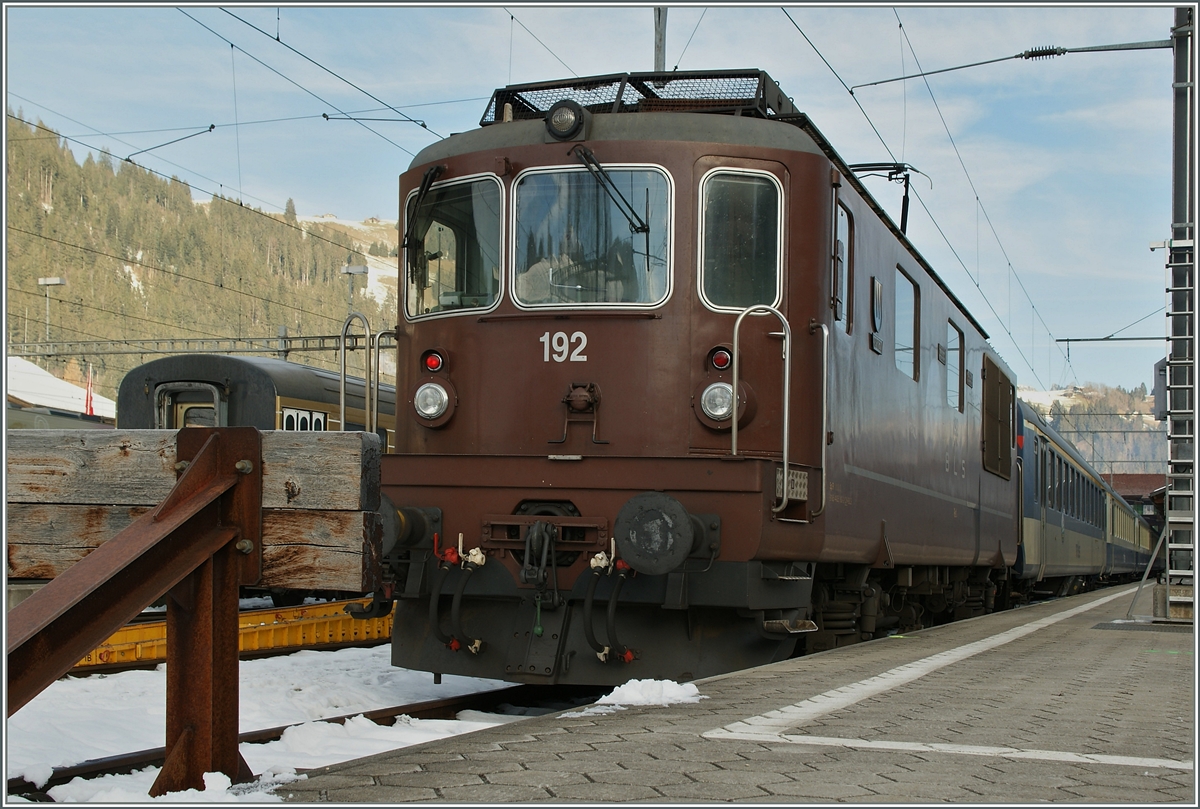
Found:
[1017,385,1093,413]
[296,215,399,308]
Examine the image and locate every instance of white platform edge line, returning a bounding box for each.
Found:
[703,730,1193,771]
[708,587,1134,735]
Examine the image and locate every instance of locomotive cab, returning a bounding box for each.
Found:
[383,70,1024,686]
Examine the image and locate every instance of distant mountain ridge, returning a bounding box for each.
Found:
[1019,383,1165,475]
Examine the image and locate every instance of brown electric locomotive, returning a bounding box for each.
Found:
[381,70,1022,685]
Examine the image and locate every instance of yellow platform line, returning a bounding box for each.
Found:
[73,599,392,670]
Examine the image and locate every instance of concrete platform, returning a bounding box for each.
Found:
[283,585,1195,803]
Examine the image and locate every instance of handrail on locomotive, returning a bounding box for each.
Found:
[371,327,397,434]
[338,312,372,433]
[729,306,829,520]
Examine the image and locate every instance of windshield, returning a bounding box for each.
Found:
[513,168,670,307]
[405,177,502,318]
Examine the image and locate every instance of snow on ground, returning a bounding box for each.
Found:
[5,644,699,803]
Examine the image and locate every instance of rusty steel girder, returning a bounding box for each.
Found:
[6,427,263,796]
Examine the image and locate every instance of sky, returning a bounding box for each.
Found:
[3,2,1188,392]
[4,640,700,802]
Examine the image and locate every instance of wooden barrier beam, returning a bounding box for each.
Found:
[6,430,382,594]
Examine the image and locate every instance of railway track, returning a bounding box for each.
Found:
[6,683,605,800]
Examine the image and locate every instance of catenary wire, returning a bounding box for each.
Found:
[503,7,578,77]
[8,114,370,261]
[7,93,288,213]
[7,226,348,327]
[7,287,231,339]
[177,8,416,156]
[780,7,1074,391]
[220,8,441,137]
[5,98,490,143]
[673,8,707,70]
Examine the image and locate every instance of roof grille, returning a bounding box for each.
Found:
[480,69,797,126]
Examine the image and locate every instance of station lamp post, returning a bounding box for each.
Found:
[340,264,369,311]
[37,277,66,341]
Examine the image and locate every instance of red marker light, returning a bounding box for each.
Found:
[424,352,444,372]
[711,349,732,370]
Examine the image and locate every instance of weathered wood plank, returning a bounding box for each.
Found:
[6,430,380,511]
[6,505,380,592]
[260,431,380,512]
[261,510,382,593]
[5,431,177,506]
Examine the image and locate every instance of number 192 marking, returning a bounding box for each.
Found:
[540,331,587,362]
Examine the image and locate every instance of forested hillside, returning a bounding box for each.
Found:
[6,112,398,399]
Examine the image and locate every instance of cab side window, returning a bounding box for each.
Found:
[981,354,1013,479]
[894,266,919,380]
[946,321,963,411]
[700,171,782,310]
[833,202,853,330]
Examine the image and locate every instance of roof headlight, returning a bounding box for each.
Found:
[700,382,735,422]
[546,99,584,140]
[414,382,449,420]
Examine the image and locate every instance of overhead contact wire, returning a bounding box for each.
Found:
[222,7,439,135]
[893,9,1076,386]
[6,225,347,326]
[177,8,415,156]
[8,114,368,261]
[781,7,1061,390]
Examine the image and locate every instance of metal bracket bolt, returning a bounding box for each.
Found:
[174,461,190,473]
[234,460,254,474]
[234,539,254,554]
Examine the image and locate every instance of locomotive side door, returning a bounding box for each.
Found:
[689,156,789,459]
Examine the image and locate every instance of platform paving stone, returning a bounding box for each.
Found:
[437,783,555,802]
[653,781,773,801]
[284,587,1194,803]
[541,782,662,801]
[483,769,590,787]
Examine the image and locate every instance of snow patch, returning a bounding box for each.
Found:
[561,678,706,717]
[7,645,510,801]
[122,263,145,295]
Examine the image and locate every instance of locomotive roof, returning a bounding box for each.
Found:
[412,69,991,342]
[479,70,798,125]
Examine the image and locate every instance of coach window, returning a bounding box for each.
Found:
[947,321,963,411]
[1033,436,1040,505]
[894,267,919,380]
[699,170,782,310]
[1045,448,1054,507]
[514,166,671,307]
[833,202,853,330]
[1055,455,1063,511]
[405,175,502,318]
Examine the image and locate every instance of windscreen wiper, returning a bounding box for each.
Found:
[570,146,649,234]
[400,164,446,251]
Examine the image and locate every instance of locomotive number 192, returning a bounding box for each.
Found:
[540,330,588,362]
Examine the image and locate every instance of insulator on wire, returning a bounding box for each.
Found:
[1022,46,1066,60]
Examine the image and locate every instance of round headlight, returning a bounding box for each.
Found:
[546,100,584,140]
[700,382,735,421]
[414,382,449,420]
